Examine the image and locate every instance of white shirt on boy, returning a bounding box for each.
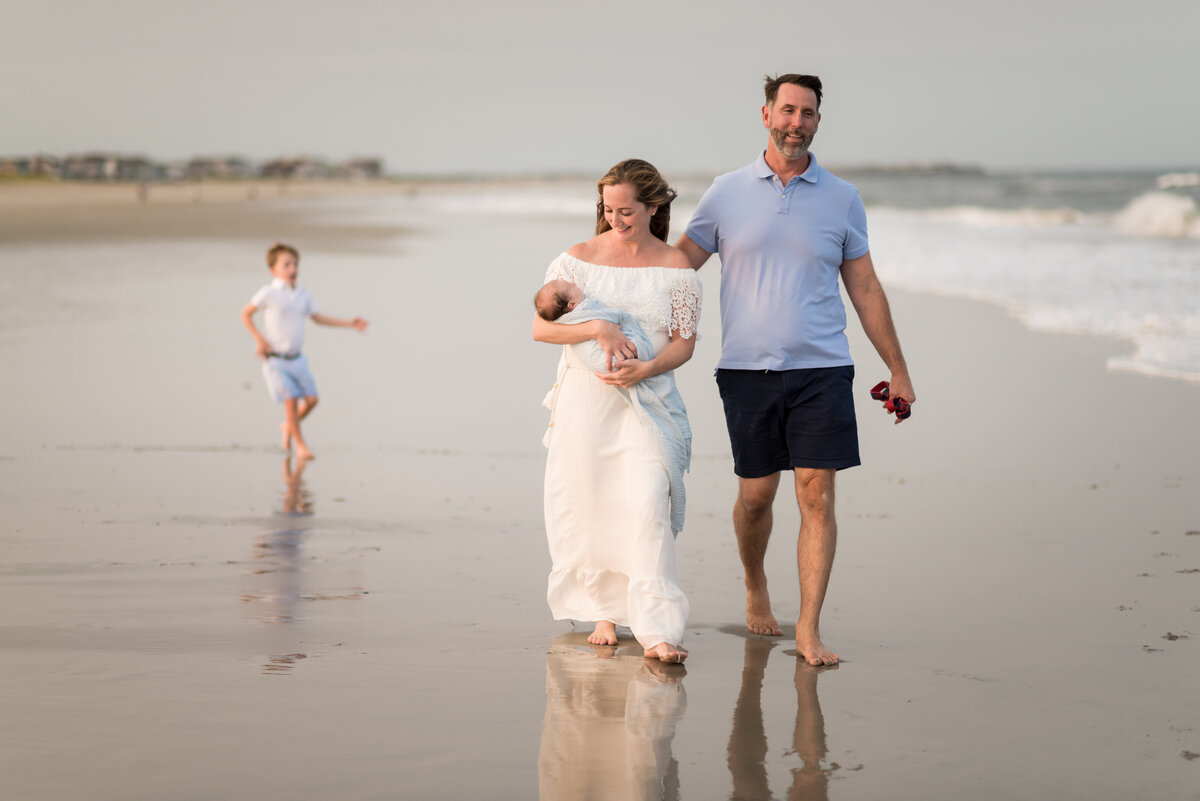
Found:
[249,278,319,355]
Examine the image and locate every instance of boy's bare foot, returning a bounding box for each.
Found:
[746,589,782,636]
[280,422,292,451]
[644,642,688,663]
[796,625,838,666]
[295,446,314,462]
[587,620,617,646]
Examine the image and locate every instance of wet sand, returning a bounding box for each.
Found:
[1,183,1197,800]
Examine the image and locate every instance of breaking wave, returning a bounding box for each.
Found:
[1113,191,1200,238]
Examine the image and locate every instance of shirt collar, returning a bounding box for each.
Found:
[754,150,822,184]
[270,277,295,290]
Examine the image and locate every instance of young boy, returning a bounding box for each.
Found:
[240,242,368,461]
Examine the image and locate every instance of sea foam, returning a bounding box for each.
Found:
[868,206,1200,382]
[1113,191,1200,239]
[1156,171,1200,189]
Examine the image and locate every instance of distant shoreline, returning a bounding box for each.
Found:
[0,179,410,251]
[6,163,1199,187]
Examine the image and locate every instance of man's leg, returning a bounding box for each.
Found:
[735,473,783,636]
[794,468,838,665]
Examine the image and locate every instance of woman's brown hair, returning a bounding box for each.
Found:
[595,159,677,242]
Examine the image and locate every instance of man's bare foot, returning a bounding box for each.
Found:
[295,446,314,462]
[587,620,617,646]
[644,642,688,663]
[796,626,839,666]
[746,590,783,636]
[280,422,292,451]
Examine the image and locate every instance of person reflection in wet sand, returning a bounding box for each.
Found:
[539,634,686,800]
[280,456,314,516]
[728,637,837,801]
[243,457,312,667]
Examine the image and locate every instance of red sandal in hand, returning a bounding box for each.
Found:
[869,380,911,420]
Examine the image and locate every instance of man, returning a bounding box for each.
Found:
[676,74,915,666]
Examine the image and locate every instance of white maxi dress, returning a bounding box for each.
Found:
[541,253,702,649]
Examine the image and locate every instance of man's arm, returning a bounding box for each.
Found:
[240,302,270,358]
[674,234,713,271]
[841,252,916,416]
[311,312,368,331]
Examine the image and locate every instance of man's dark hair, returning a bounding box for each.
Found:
[764,74,823,109]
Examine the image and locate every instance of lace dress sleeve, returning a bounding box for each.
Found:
[667,272,702,340]
[543,253,575,283]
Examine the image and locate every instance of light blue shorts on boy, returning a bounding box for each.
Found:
[262,354,318,402]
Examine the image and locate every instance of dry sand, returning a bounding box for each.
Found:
[0,182,1197,800]
[0,179,410,251]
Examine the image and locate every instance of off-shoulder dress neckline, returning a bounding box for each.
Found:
[559,252,694,271]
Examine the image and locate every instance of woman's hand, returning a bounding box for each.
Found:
[594,358,652,388]
[594,321,638,372]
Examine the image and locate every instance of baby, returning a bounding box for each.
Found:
[534,278,585,322]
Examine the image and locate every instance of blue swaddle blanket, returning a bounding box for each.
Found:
[541,297,692,536]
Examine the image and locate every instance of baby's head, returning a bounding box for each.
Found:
[534,279,585,321]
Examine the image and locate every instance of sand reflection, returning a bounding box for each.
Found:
[240,457,313,673]
[728,637,839,801]
[539,635,687,800]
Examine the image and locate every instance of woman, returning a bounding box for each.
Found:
[533,159,701,663]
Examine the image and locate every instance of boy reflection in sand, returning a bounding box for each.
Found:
[728,637,841,800]
[538,635,686,800]
[242,457,312,629]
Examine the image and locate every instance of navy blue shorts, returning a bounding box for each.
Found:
[715,366,860,478]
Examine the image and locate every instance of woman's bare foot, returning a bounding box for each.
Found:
[746,589,783,636]
[295,446,314,462]
[796,625,838,666]
[642,659,685,683]
[587,620,617,646]
[280,422,292,451]
[644,642,688,663]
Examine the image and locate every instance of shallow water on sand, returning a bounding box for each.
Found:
[2,189,1198,800]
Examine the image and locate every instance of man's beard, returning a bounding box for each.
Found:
[771,126,811,160]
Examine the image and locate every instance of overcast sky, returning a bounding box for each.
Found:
[4,0,1197,175]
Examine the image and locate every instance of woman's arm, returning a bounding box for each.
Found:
[532,315,638,371]
[594,329,696,388]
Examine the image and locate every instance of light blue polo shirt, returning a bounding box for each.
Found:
[685,151,870,370]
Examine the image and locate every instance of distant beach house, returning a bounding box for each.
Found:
[185,156,255,180]
[260,157,330,180]
[0,154,61,178]
[59,153,164,182]
[259,156,385,181]
[341,158,383,180]
[2,151,386,182]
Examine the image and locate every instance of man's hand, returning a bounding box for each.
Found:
[350,317,369,332]
[254,338,271,359]
[885,374,916,424]
[595,358,651,388]
[595,321,637,372]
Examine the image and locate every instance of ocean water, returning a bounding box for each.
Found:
[393,168,1200,383]
[847,169,1200,383]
